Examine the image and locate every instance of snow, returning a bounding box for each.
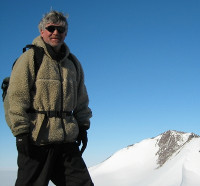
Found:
[0,171,17,186]
[180,139,200,186]
[89,131,200,186]
[90,138,158,186]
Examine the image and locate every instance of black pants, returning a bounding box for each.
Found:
[15,143,94,186]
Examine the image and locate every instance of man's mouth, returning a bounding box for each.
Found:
[51,37,60,40]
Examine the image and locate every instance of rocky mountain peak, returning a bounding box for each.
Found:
[155,130,199,167]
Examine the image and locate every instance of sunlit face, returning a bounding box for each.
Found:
[40,23,67,51]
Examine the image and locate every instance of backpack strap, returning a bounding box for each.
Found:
[1,77,10,101]
[23,45,45,92]
[68,53,78,73]
[1,45,44,101]
[23,45,44,78]
[68,53,80,84]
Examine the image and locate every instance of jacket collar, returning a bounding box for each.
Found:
[32,36,70,61]
[44,42,66,61]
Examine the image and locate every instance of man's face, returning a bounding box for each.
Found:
[40,23,67,51]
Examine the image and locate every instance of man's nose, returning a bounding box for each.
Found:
[53,29,59,34]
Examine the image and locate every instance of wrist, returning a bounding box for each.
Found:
[16,133,29,138]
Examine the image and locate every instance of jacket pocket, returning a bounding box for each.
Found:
[63,116,79,142]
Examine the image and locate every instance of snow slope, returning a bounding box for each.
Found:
[89,130,200,186]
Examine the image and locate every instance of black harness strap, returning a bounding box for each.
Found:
[27,109,73,118]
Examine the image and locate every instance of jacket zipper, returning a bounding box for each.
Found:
[57,62,67,140]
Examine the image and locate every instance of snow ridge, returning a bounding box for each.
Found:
[155,130,199,167]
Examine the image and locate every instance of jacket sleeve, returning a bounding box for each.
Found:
[73,58,92,130]
[8,50,35,136]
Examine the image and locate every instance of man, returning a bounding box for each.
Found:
[7,10,93,186]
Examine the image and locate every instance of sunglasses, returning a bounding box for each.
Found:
[45,25,66,34]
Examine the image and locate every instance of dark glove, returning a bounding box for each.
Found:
[16,134,30,156]
[77,128,88,155]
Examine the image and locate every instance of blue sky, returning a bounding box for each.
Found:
[0,0,200,170]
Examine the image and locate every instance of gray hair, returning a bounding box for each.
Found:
[38,10,68,32]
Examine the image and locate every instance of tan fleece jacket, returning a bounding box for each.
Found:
[7,36,92,145]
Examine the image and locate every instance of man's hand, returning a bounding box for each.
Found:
[16,134,30,156]
[77,128,88,155]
